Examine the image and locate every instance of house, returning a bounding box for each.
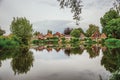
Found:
[91,31,100,39]
[53,32,61,37]
[100,33,107,39]
[65,35,71,41]
[45,33,53,39]
[80,33,86,40]
[37,33,44,40]
[53,32,64,38]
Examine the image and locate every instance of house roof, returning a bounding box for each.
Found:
[100,33,107,39]
[91,31,100,39]
[80,33,86,38]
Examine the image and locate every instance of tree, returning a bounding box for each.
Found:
[70,29,80,38]
[100,9,119,28]
[33,31,40,36]
[47,30,52,34]
[64,27,73,35]
[57,0,83,24]
[10,17,33,45]
[77,27,84,34]
[103,18,120,39]
[86,24,99,37]
[0,27,5,36]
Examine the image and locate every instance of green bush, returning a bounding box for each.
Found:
[0,37,19,49]
[32,40,40,45]
[105,38,120,48]
[105,38,117,44]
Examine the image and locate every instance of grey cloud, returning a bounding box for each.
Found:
[35,0,58,7]
[84,0,113,9]
[0,0,2,5]
[0,0,114,34]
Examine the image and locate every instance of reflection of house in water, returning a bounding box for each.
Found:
[80,45,85,50]
[35,46,45,51]
[54,48,61,52]
[101,46,107,52]
[91,44,100,54]
[46,48,52,52]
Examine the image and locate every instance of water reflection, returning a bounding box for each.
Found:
[0,47,34,75]
[0,61,1,67]
[86,44,100,58]
[0,44,120,80]
[11,48,34,75]
[101,48,120,80]
[35,44,101,58]
[34,44,120,80]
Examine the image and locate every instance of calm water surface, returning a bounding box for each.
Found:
[0,46,113,80]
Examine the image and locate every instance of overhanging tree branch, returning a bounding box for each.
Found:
[57,0,83,25]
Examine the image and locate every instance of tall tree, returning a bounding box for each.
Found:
[47,30,52,34]
[10,17,33,45]
[77,27,84,34]
[64,27,73,35]
[103,18,120,39]
[86,24,99,37]
[57,0,83,24]
[70,29,80,38]
[100,9,119,28]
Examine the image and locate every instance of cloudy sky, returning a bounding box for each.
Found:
[0,0,114,34]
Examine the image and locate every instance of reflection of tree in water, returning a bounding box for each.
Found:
[0,48,20,67]
[110,69,120,80]
[0,61,1,67]
[101,48,120,80]
[86,45,100,58]
[0,49,17,60]
[71,47,84,55]
[64,47,84,56]
[101,48,120,73]
[64,48,71,56]
[11,48,34,75]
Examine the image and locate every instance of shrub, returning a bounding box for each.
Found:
[0,37,19,49]
[105,38,120,48]
[32,40,40,45]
